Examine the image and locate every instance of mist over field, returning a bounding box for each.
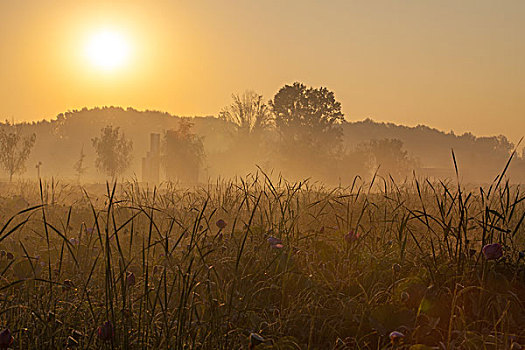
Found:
[1,1,525,349]
[1,94,523,186]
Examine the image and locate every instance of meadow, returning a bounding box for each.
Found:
[0,168,524,349]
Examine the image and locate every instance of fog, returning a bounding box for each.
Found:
[0,85,523,186]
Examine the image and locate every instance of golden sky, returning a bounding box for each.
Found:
[0,1,524,142]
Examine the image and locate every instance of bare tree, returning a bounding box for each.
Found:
[219,90,272,136]
[0,124,36,181]
[73,146,88,182]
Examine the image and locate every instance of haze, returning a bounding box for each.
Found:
[0,0,524,143]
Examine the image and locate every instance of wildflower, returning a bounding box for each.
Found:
[85,227,94,234]
[482,243,503,260]
[0,251,5,258]
[267,237,283,249]
[249,333,265,349]
[6,252,13,260]
[69,238,79,245]
[0,328,13,349]
[389,331,405,345]
[126,271,136,287]
[344,230,360,244]
[97,321,113,341]
[216,219,227,230]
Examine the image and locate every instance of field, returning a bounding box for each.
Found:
[0,170,524,349]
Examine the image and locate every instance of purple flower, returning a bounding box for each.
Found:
[482,243,503,260]
[85,227,94,234]
[389,331,404,344]
[69,238,79,245]
[97,321,113,341]
[0,328,13,349]
[216,219,227,230]
[267,236,283,249]
[344,230,360,244]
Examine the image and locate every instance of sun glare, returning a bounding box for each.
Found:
[85,30,130,71]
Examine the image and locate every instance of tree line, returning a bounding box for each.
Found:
[0,81,521,183]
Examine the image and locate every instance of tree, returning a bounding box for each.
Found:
[357,138,418,179]
[269,82,345,178]
[162,120,204,183]
[92,125,132,178]
[0,124,36,181]
[73,146,87,181]
[270,82,345,154]
[219,90,272,136]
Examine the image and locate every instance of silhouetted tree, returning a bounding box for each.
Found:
[219,91,272,136]
[92,125,132,178]
[0,123,36,181]
[271,82,344,152]
[269,82,345,178]
[162,120,204,183]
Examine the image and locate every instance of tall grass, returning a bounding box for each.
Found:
[0,166,523,349]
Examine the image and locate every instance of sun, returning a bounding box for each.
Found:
[85,30,130,71]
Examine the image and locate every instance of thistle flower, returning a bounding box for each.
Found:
[267,237,283,249]
[249,333,265,349]
[344,230,360,244]
[389,331,405,345]
[216,219,227,230]
[97,321,113,341]
[6,252,13,260]
[69,238,79,245]
[85,227,94,234]
[482,243,503,260]
[0,328,13,349]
